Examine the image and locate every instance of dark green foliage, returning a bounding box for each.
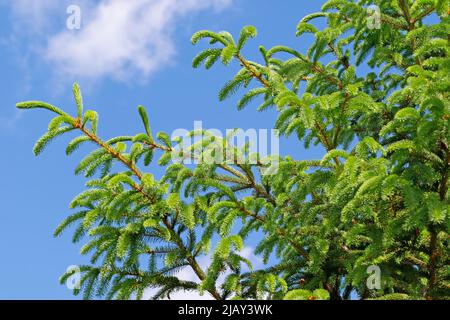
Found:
[17,0,449,300]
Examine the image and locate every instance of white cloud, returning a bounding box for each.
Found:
[240,246,263,268]
[43,0,233,81]
[3,0,232,82]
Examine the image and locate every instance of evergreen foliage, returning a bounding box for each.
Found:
[17,0,449,300]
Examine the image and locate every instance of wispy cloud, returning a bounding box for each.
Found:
[0,111,23,132]
[8,0,60,33]
[6,0,232,82]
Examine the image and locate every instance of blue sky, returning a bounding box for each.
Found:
[0,0,327,299]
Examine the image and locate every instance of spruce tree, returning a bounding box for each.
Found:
[17,0,449,300]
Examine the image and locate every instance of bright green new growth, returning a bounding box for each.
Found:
[17,0,449,300]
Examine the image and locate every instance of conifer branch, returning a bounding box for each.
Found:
[162,218,222,300]
[236,53,341,164]
[17,1,449,300]
[236,54,270,88]
[75,120,143,180]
